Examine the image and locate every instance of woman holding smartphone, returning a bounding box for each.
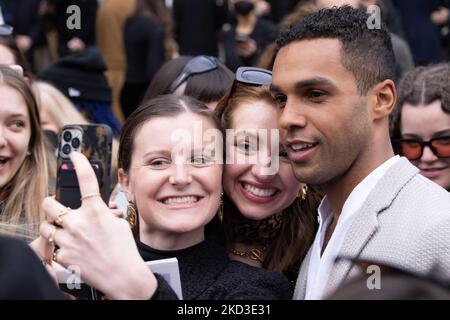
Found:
[34,94,291,299]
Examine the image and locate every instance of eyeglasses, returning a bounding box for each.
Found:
[235,66,272,85]
[394,136,450,160]
[0,24,13,36]
[169,55,218,93]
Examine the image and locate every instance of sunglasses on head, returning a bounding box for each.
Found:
[169,55,219,93]
[235,66,272,85]
[394,136,450,160]
[0,24,13,37]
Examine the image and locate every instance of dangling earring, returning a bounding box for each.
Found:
[126,202,138,229]
[26,151,31,156]
[298,185,308,200]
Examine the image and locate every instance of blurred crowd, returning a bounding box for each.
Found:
[0,0,449,301]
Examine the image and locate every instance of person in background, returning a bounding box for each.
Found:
[143,55,234,111]
[223,0,276,72]
[0,235,63,299]
[45,0,98,58]
[37,48,122,138]
[172,0,228,57]
[0,25,33,80]
[390,63,450,191]
[96,0,136,124]
[0,66,52,241]
[121,0,174,119]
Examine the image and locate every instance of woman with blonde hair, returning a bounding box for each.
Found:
[32,81,90,134]
[0,66,52,241]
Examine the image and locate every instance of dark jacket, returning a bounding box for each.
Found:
[0,236,64,299]
[173,0,228,57]
[223,18,276,72]
[137,237,292,300]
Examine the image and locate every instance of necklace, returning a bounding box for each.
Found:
[228,247,265,263]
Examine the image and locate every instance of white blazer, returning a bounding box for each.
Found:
[294,158,450,299]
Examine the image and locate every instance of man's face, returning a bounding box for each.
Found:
[271,39,372,185]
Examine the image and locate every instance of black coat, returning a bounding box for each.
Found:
[173,0,228,57]
[0,236,64,299]
[137,237,292,300]
[223,18,276,72]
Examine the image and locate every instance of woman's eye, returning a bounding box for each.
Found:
[236,141,257,153]
[10,120,25,129]
[192,155,208,164]
[149,159,170,168]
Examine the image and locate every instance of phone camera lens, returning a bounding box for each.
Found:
[71,137,80,149]
[62,144,71,155]
[63,131,72,142]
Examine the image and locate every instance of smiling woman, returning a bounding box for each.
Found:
[34,94,292,300]
[0,66,52,241]
[216,67,320,283]
[391,63,450,191]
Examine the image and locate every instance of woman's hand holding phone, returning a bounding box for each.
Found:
[38,152,157,300]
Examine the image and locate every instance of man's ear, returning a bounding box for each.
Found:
[118,168,133,202]
[368,79,397,120]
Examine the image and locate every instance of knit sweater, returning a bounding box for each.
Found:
[136,237,292,300]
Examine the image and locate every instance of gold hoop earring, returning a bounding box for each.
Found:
[126,202,137,229]
[298,185,308,200]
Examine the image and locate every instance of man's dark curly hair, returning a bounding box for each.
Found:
[276,5,396,94]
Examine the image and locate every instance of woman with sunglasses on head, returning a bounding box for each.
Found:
[33,94,291,300]
[121,0,175,119]
[391,63,450,191]
[143,55,234,111]
[216,67,321,283]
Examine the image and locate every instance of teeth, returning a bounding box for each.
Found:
[243,183,276,197]
[163,196,198,205]
[291,143,314,151]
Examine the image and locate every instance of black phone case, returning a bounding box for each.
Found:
[55,124,113,209]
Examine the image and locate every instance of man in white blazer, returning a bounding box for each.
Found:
[270,6,450,299]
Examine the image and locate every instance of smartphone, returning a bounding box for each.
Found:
[55,124,113,209]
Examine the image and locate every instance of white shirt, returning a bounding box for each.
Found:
[304,155,400,300]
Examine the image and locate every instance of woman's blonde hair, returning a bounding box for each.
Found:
[32,81,90,128]
[0,67,51,241]
[32,81,120,188]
